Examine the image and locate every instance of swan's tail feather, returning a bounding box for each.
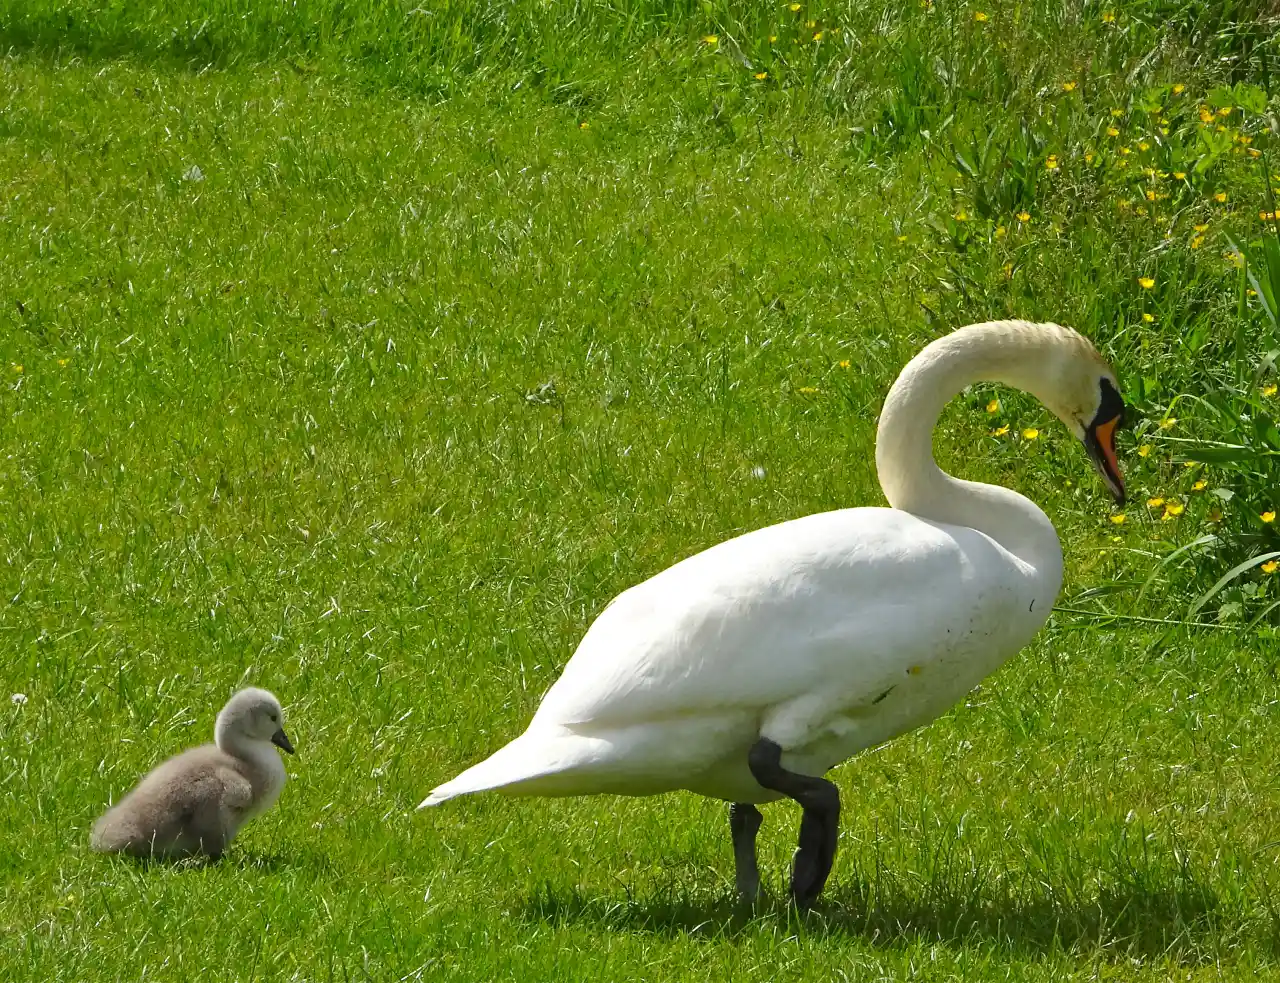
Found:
[418,730,590,809]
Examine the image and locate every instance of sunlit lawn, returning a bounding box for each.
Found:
[4,2,1280,979]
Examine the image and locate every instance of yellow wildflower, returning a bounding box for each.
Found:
[1147,497,1165,508]
[1120,146,1132,155]
[896,234,908,242]
[1022,428,1039,440]
[1107,126,1120,137]
[1085,152,1095,164]
[1139,276,1156,289]
[798,386,819,394]
[1173,171,1187,180]
[1111,108,1125,117]
[1138,444,1152,457]
[1264,561,1279,575]
[11,363,21,373]
[1142,312,1154,323]
[1199,107,1215,123]
[1159,417,1177,429]
[974,11,989,21]
[754,71,768,80]
[838,359,851,369]
[1173,84,1185,94]
[995,225,1007,237]
[806,19,816,27]
[1249,148,1262,158]
[1016,211,1030,222]
[1264,511,1277,523]
[1138,141,1150,151]
[579,121,590,129]
[1045,155,1059,170]
[1191,235,1205,249]
[993,424,1010,436]
[57,358,68,366]
[1063,81,1077,92]
[1102,10,1116,21]
[986,399,1000,413]
[1110,513,1127,525]
[955,210,969,221]
[812,30,824,40]
[701,34,719,44]
[769,34,778,42]
[1218,106,1232,116]
[1264,383,1278,397]
[1193,479,1208,491]
[1215,192,1227,202]
[1194,223,1209,232]
[1163,502,1185,518]
[788,3,801,10]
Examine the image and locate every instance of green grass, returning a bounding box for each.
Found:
[4,1,1280,979]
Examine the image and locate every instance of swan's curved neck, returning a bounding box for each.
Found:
[875,321,1064,577]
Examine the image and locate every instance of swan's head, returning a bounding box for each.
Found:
[215,687,295,755]
[1038,331,1126,506]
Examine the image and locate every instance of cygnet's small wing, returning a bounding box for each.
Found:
[90,746,252,859]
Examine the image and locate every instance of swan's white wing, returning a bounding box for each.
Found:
[533,506,1046,734]
[422,506,1057,806]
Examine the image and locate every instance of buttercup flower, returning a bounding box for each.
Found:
[993,425,1010,436]
[1147,497,1165,508]
[1021,428,1039,440]
[1264,561,1279,574]
[1263,511,1276,523]
[986,399,1000,413]
[1139,277,1155,289]
[1138,444,1152,457]
[1110,513,1127,525]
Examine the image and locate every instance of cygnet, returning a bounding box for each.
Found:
[90,687,295,860]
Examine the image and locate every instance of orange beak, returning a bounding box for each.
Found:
[1085,414,1125,505]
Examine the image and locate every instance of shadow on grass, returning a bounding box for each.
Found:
[522,864,1269,965]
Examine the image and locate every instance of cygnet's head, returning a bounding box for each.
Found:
[215,687,295,755]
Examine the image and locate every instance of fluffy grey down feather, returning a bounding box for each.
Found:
[90,746,260,859]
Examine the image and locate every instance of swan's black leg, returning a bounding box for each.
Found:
[747,737,840,908]
[728,802,763,901]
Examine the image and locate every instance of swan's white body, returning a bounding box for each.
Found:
[423,320,1116,810]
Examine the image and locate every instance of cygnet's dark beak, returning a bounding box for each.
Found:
[271,728,296,755]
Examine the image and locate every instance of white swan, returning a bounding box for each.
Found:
[421,320,1126,906]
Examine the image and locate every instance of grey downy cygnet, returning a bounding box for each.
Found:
[91,687,295,860]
